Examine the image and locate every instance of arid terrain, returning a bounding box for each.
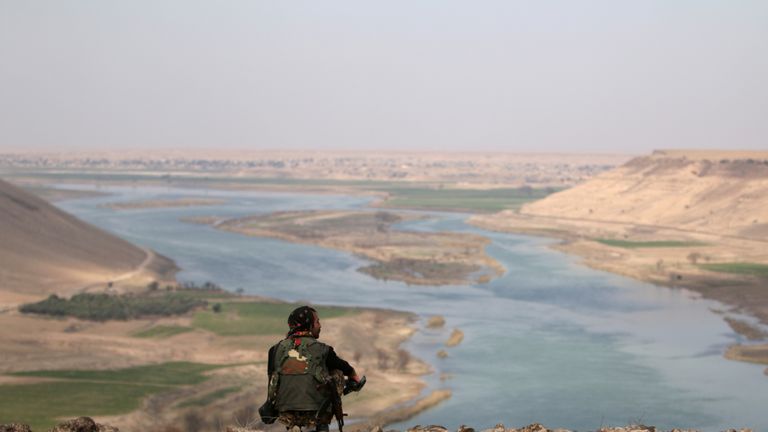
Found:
[0,179,177,297]
[472,150,768,372]
[0,179,443,430]
[186,210,504,286]
[3,148,768,430]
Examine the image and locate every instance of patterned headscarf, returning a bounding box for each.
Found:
[287,305,317,337]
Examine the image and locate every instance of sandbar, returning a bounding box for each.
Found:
[185,210,505,286]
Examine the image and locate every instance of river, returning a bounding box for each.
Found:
[55,184,768,431]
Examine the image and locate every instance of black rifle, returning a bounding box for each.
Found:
[320,375,366,432]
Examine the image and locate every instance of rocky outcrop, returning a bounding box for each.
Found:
[48,417,118,432]
[0,418,754,432]
[0,417,117,432]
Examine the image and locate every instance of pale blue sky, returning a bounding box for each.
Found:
[1,1,766,153]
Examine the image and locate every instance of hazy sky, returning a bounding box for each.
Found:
[1,1,766,153]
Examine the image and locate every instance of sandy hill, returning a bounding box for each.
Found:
[470,150,768,333]
[518,150,768,239]
[0,178,174,296]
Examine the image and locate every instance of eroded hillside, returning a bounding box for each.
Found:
[0,178,176,296]
[519,150,768,239]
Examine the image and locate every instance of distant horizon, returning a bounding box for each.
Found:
[5,147,768,159]
[0,146,642,156]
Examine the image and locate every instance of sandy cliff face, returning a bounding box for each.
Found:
[518,150,768,239]
[469,150,768,359]
[0,178,169,295]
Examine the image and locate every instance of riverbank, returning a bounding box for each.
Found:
[185,210,505,286]
[469,211,768,374]
[0,289,438,430]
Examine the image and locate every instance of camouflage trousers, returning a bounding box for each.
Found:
[277,370,345,430]
[277,410,332,430]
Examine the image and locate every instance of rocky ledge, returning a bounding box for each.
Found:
[0,417,116,432]
[0,418,754,432]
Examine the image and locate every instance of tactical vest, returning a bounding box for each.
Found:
[270,336,331,412]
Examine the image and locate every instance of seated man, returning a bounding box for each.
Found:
[267,306,361,432]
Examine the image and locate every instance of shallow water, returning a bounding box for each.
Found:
[55,185,768,431]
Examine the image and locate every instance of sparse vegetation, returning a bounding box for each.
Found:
[175,281,235,299]
[359,258,479,284]
[20,292,207,321]
[699,262,768,278]
[192,302,353,336]
[133,325,194,339]
[595,239,707,249]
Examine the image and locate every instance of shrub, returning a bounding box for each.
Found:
[20,292,207,321]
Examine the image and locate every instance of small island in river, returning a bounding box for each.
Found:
[186,210,505,286]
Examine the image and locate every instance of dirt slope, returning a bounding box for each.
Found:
[518,150,768,239]
[0,178,174,295]
[470,151,768,373]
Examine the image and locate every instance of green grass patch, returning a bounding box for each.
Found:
[699,262,768,278]
[12,361,226,386]
[177,386,242,408]
[0,381,163,430]
[192,302,354,336]
[376,187,558,213]
[2,362,229,429]
[594,239,707,248]
[133,325,194,339]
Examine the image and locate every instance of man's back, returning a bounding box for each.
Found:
[269,336,331,412]
[262,305,361,432]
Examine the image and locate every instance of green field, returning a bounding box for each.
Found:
[133,325,194,339]
[699,262,768,278]
[192,302,354,336]
[595,239,707,249]
[376,187,557,213]
[12,361,226,386]
[2,362,228,429]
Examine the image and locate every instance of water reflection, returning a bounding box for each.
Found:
[55,184,767,431]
